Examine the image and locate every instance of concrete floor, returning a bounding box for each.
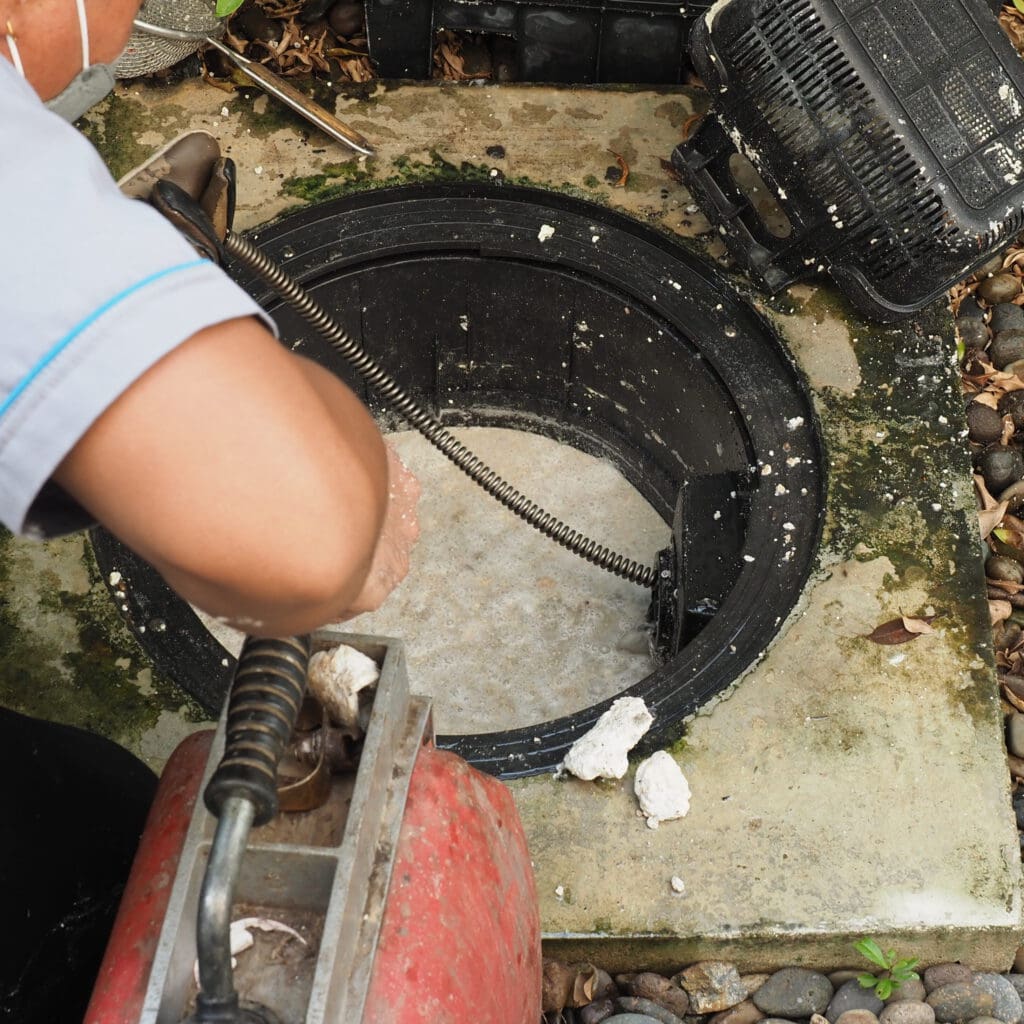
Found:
[1,75,1021,968]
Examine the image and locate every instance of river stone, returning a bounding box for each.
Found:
[978,273,1022,304]
[680,962,748,1013]
[973,975,1023,1023]
[581,999,616,1024]
[828,980,885,1021]
[711,999,766,1024]
[1005,978,1024,1003]
[603,1015,663,1024]
[887,980,927,1004]
[926,983,995,1023]
[1008,714,1024,760]
[831,973,866,988]
[754,969,834,1018]
[880,1002,936,1024]
[836,1011,880,1024]
[743,977,774,998]
[614,996,686,1024]
[960,296,988,319]
[623,974,690,1018]
[990,329,1024,369]
[921,963,970,992]
[957,317,991,350]
[992,304,1024,332]
[1015,948,1024,973]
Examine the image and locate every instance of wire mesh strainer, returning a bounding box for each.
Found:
[114,0,219,77]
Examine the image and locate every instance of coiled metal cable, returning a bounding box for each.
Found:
[224,231,656,588]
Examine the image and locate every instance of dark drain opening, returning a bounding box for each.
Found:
[91,184,825,777]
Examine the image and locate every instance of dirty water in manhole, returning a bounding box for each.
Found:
[91,184,825,777]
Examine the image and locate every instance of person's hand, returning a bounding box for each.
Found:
[338,443,421,619]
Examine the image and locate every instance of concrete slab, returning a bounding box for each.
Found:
[1,76,1016,969]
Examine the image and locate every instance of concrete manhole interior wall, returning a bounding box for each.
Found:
[92,184,825,777]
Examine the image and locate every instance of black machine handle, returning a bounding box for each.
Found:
[204,635,311,827]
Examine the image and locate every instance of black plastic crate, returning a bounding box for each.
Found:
[365,0,709,83]
[671,0,1024,321]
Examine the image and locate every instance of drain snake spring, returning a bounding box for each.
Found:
[224,231,657,588]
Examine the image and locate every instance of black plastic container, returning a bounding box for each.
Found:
[672,0,1024,321]
[365,0,707,83]
[91,184,824,777]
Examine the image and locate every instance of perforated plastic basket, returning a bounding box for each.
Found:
[672,0,1024,321]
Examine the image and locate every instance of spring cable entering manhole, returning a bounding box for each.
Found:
[224,230,658,588]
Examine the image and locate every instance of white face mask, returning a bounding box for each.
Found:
[4,0,117,121]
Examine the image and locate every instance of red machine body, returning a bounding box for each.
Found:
[86,734,540,1024]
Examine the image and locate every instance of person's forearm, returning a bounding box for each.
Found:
[55,317,389,635]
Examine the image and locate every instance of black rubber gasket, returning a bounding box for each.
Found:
[91,184,824,778]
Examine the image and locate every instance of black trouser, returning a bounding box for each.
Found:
[0,707,157,1023]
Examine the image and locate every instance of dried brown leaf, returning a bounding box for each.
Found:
[980,500,1010,540]
[609,150,630,188]
[991,599,1013,626]
[901,615,935,635]
[976,473,1002,512]
[974,390,1000,409]
[990,578,1024,595]
[865,614,937,645]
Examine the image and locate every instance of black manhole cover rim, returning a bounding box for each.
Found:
[91,183,825,778]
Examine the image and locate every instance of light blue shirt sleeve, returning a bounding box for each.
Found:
[0,59,276,537]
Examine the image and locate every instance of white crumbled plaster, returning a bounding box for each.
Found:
[562,697,653,780]
[307,643,380,729]
[635,751,692,827]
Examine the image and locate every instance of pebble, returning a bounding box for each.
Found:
[679,962,749,1013]
[992,304,1024,332]
[614,997,686,1024]
[968,402,1004,443]
[957,317,991,350]
[925,967,975,993]
[999,392,1024,429]
[1008,714,1024,759]
[986,555,1024,583]
[754,969,834,1018]
[972,974,1023,1023]
[976,254,1008,278]
[827,980,885,1021]
[979,446,1024,492]
[710,999,766,1024]
[1012,789,1024,830]
[1005,977,1024,1003]
[622,974,690,1017]
[742,977,774,999]
[888,982,929,1004]
[979,274,1022,304]
[880,1003,936,1024]
[234,5,282,42]
[328,0,363,35]
[1015,948,1024,973]
[836,1011,880,1024]
[926,982,995,1022]
[603,1015,664,1024]
[582,999,617,1024]
[990,330,1024,369]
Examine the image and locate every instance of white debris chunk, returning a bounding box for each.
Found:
[562,697,653,780]
[537,223,556,243]
[307,644,380,729]
[194,917,305,984]
[108,571,122,586]
[670,875,686,893]
[634,751,691,826]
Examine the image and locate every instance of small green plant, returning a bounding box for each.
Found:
[215,0,245,16]
[854,939,920,1000]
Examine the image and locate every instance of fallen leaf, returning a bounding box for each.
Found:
[901,616,935,635]
[991,599,1013,626]
[980,500,1009,539]
[973,391,1000,409]
[680,112,704,141]
[542,960,601,1013]
[976,473,1001,512]
[865,614,937,645]
[990,578,1024,595]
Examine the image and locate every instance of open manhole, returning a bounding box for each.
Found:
[91,184,824,777]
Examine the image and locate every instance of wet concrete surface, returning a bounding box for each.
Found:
[1,77,1020,968]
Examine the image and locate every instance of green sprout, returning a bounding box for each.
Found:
[215,0,245,16]
[854,939,920,1001]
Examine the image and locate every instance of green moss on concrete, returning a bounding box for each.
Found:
[78,92,187,180]
[0,529,206,747]
[280,150,609,207]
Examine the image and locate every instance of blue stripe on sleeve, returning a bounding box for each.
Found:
[0,258,209,422]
